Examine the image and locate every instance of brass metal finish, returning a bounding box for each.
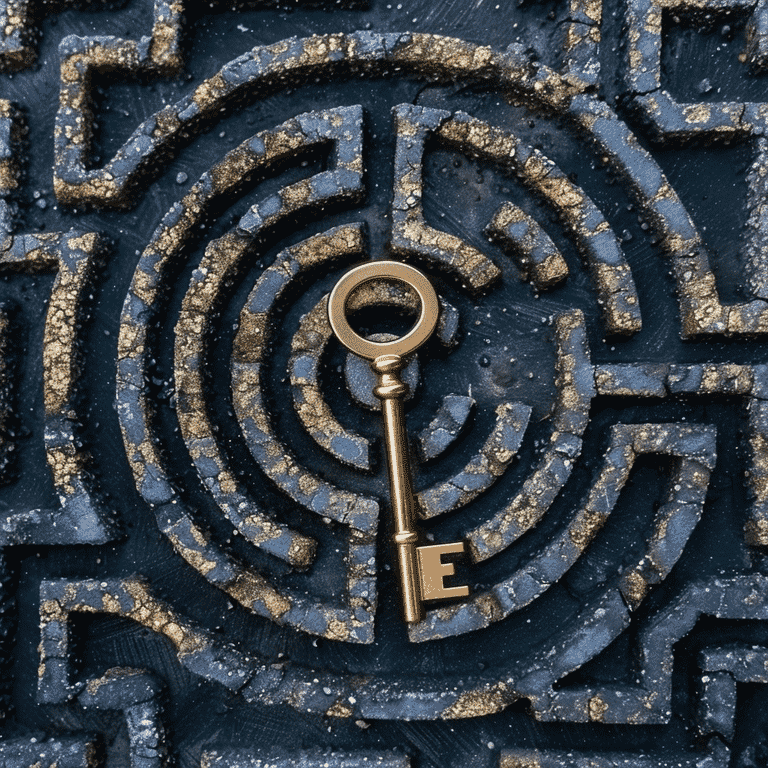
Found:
[372,353,423,623]
[328,261,440,361]
[328,261,469,623]
[418,543,471,601]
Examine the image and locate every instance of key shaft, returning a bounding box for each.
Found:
[372,353,423,623]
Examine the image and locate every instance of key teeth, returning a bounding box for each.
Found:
[417,541,471,602]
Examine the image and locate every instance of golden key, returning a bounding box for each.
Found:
[328,261,469,623]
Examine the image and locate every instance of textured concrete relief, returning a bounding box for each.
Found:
[0,1,767,767]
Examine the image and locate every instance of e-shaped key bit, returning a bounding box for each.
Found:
[328,261,469,624]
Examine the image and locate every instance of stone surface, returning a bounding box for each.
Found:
[1,1,768,767]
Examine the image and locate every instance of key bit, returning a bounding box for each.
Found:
[328,261,470,624]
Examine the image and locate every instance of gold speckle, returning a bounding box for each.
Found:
[326,700,354,718]
[588,694,609,722]
[683,104,712,124]
[228,571,292,619]
[441,683,513,719]
[622,569,649,608]
[500,754,541,768]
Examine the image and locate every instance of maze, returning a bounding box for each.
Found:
[2,0,768,766]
